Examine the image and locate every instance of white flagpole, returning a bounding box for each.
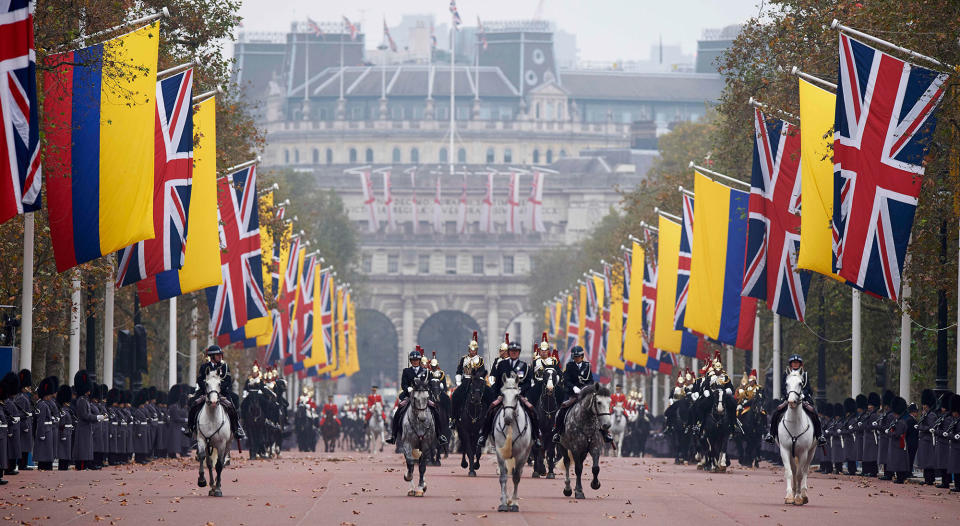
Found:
[168,297,177,388]
[304,30,310,102]
[103,260,115,388]
[339,21,345,102]
[662,373,670,415]
[449,24,455,176]
[725,344,734,378]
[189,306,198,383]
[772,313,781,399]
[752,311,760,374]
[899,277,911,398]
[69,271,81,380]
[852,289,862,397]
[649,373,658,415]
[20,213,34,371]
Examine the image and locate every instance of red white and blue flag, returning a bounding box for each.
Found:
[265,309,284,366]
[743,108,810,320]
[306,17,324,38]
[674,194,693,330]
[280,235,301,374]
[0,0,41,225]
[291,254,317,373]
[343,16,357,40]
[641,231,658,356]
[383,19,397,52]
[477,16,488,51]
[205,165,268,336]
[319,270,335,367]
[565,294,579,364]
[117,69,194,287]
[832,34,947,300]
[583,278,603,374]
[449,1,462,29]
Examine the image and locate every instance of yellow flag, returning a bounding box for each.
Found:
[577,284,586,348]
[623,240,646,364]
[564,294,573,352]
[683,172,730,341]
[605,264,625,371]
[347,292,359,375]
[797,78,843,280]
[654,215,683,353]
[335,287,348,376]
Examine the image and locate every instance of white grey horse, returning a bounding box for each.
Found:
[196,371,232,497]
[777,370,816,505]
[557,384,612,499]
[400,379,436,497]
[607,404,627,457]
[367,401,385,454]
[493,373,533,512]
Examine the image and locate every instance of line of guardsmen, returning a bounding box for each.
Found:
[0,368,196,483]
[816,388,960,490]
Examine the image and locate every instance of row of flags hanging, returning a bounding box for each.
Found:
[0,3,360,379]
[543,22,949,379]
[355,168,546,234]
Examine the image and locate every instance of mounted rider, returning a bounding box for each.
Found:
[487,335,511,387]
[764,354,825,446]
[185,345,245,440]
[243,361,262,393]
[551,345,614,444]
[319,395,341,426]
[452,332,487,427]
[477,334,541,449]
[386,348,449,445]
[531,333,562,396]
[426,353,449,392]
[365,386,386,423]
[610,384,627,410]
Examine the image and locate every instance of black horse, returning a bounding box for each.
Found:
[240,390,269,459]
[455,376,492,477]
[294,404,319,452]
[622,408,651,457]
[664,396,694,464]
[737,400,765,467]
[528,368,562,478]
[694,385,736,472]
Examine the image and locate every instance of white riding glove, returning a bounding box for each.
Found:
[573,386,581,394]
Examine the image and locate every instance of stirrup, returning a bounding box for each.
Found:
[385,436,396,445]
[763,433,774,444]
[552,433,561,444]
[438,434,448,445]
[817,436,826,447]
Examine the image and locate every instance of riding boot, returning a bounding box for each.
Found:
[428,406,448,445]
[765,408,784,443]
[525,407,542,448]
[552,406,568,444]
[223,402,246,440]
[386,403,405,444]
[184,399,202,436]
[476,404,498,449]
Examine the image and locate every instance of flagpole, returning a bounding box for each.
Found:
[189,306,198,383]
[899,277,911,398]
[69,271,81,381]
[449,23,455,177]
[19,213,34,371]
[649,373,657,415]
[168,297,177,388]
[304,29,310,102]
[103,259,115,388]
[772,313,781,399]
[752,311,760,374]
[339,20,345,102]
[474,35,480,101]
[851,290,862,397]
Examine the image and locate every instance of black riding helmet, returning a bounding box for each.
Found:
[408,350,422,361]
[571,345,585,358]
[206,345,223,356]
[787,354,803,366]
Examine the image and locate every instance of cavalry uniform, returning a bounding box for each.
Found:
[476,338,540,449]
[452,333,487,426]
[551,346,613,444]
[387,349,448,446]
[186,346,244,440]
[319,402,341,426]
[365,391,385,422]
[766,356,823,446]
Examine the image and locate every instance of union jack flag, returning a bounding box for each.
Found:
[291,254,317,372]
[449,0,462,28]
[360,170,378,232]
[565,294,579,363]
[583,278,603,374]
[477,16,488,51]
[117,69,194,287]
[653,348,674,375]
[205,165,267,336]
[279,237,301,374]
[383,19,397,52]
[641,230,658,354]
[832,34,948,300]
[343,16,357,40]
[270,206,287,297]
[0,0,41,225]
[319,270,335,367]
[306,17,323,38]
[264,309,284,366]
[674,194,693,330]
[743,108,810,320]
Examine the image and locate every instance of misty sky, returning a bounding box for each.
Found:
[236,0,763,62]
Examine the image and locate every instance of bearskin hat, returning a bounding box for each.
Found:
[107,388,120,405]
[833,403,844,418]
[843,398,857,415]
[2,371,20,400]
[18,368,32,390]
[951,394,960,414]
[868,392,881,407]
[37,376,56,398]
[856,394,867,410]
[821,402,833,418]
[56,384,73,406]
[921,389,935,407]
[122,390,133,405]
[168,385,182,405]
[891,396,907,415]
[73,370,91,396]
[907,402,918,413]
[133,389,145,407]
[882,389,894,407]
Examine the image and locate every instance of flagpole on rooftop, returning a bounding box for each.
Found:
[449,20,456,177]
[19,213,34,372]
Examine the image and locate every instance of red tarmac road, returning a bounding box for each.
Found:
[2,451,958,526]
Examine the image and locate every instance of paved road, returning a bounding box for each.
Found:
[2,451,958,525]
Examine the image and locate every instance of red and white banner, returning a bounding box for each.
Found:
[432,175,443,233]
[382,170,395,232]
[359,171,378,232]
[409,169,418,234]
[456,179,467,234]
[480,171,494,233]
[507,172,520,234]
[526,170,544,233]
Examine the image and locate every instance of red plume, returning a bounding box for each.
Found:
[472,331,478,341]
[504,333,510,345]
[541,331,548,343]
[552,349,559,360]
[432,351,436,359]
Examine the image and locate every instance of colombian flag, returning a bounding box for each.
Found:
[653,216,683,353]
[137,97,222,305]
[43,23,160,272]
[683,172,756,348]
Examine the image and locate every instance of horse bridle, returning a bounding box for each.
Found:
[496,387,527,438]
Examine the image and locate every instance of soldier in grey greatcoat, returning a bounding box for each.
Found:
[33,377,59,470]
[122,391,134,464]
[932,392,954,488]
[1,372,21,475]
[915,389,939,484]
[875,390,896,480]
[841,398,858,475]
[14,369,34,471]
[885,396,911,483]
[860,392,882,477]
[133,390,151,464]
[944,394,960,492]
[105,389,120,465]
[0,373,12,484]
[72,370,103,470]
[815,403,832,473]
[853,395,867,468]
[56,385,74,470]
[829,403,845,473]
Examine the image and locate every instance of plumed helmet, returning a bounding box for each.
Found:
[56,384,73,406]
[500,333,510,352]
[856,394,867,410]
[787,354,802,365]
[749,369,757,380]
[73,370,91,395]
[408,350,422,361]
[37,376,56,398]
[570,345,584,358]
[921,388,935,407]
[107,388,120,405]
[206,345,223,356]
[891,396,907,415]
[882,389,894,407]
[18,369,32,390]
[843,398,856,414]
[951,394,960,413]
[417,345,424,356]
[469,331,479,351]
[539,332,549,351]
[868,392,881,407]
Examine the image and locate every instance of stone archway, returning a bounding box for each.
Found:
[356,309,399,391]
[416,311,483,372]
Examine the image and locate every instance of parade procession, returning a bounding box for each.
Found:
[2,0,960,524]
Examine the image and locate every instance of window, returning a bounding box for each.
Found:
[294,149,300,163]
[284,149,290,164]
[503,148,512,163]
[502,255,514,274]
[392,147,401,163]
[445,255,457,275]
[349,148,358,163]
[546,149,553,164]
[361,254,372,273]
[326,148,333,164]
[559,149,567,158]
[439,148,448,163]
[365,148,374,163]
[472,255,484,274]
[457,148,466,163]
[546,103,554,120]
[387,254,399,274]
[486,148,495,163]
[533,149,540,164]
[410,148,419,164]
[312,148,319,164]
[535,102,541,120]
[418,254,430,274]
